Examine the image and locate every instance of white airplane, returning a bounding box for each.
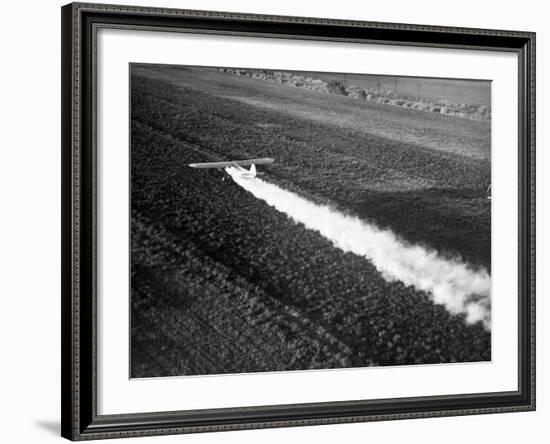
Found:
[188,158,274,180]
[225,163,257,179]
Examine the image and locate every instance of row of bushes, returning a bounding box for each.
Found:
[219,68,491,121]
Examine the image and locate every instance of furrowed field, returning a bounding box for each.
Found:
[130,65,491,378]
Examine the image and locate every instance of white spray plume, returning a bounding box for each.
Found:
[227,171,491,330]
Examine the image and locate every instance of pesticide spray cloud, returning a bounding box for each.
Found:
[227,171,491,330]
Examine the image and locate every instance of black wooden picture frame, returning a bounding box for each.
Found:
[61,2,535,440]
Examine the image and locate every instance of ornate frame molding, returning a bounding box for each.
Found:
[61,2,535,440]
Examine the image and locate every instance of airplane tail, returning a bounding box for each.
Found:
[249,164,256,177]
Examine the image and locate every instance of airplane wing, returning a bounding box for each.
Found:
[188,158,274,169]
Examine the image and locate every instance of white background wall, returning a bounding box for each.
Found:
[0,0,546,443]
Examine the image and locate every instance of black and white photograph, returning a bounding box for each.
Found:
[1,0,544,442]
[130,64,492,378]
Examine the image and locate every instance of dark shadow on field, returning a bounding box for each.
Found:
[340,187,491,271]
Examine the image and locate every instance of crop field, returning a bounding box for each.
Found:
[130,64,491,378]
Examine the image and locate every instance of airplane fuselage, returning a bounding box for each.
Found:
[225,164,256,179]
[189,158,272,180]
